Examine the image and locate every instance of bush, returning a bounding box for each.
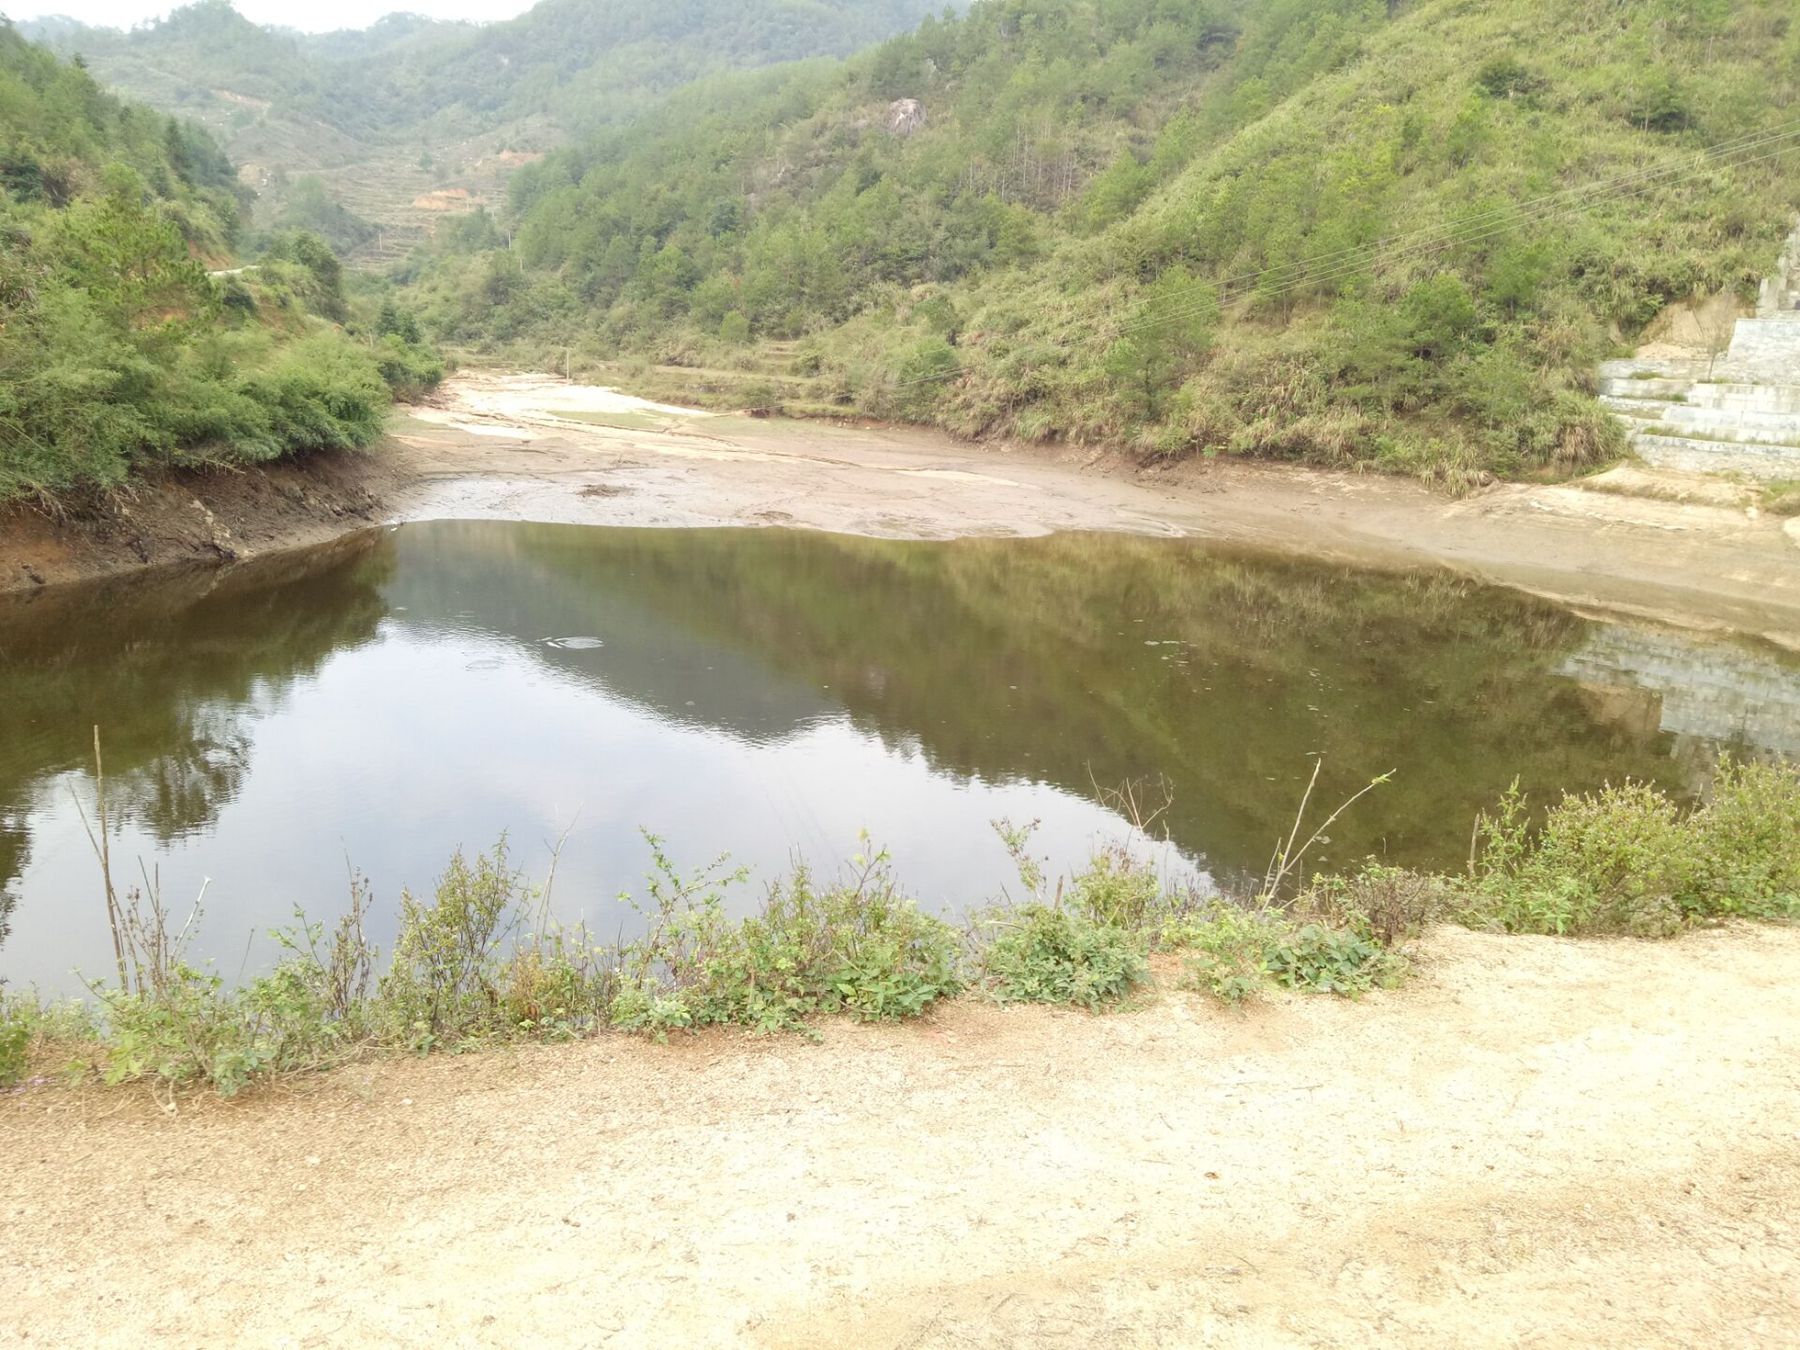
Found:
[980,905,1147,1010]
[718,310,751,345]
[617,845,962,1034]
[1168,900,1287,1004]
[1467,780,1688,936]
[0,1011,27,1087]
[1066,844,1164,929]
[371,334,446,400]
[1297,862,1453,946]
[238,335,392,456]
[1464,759,1800,935]
[1263,924,1391,996]
[1685,758,1800,919]
[1169,900,1395,1003]
[99,966,285,1098]
[380,841,527,1048]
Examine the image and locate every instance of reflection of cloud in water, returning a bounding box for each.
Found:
[0,532,393,913]
[11,520,1789,993]
[1560,627,1800,759]
[380,527,839,745]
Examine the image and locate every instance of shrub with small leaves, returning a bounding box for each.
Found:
[1067,846,1164,930]
[981,905,1147,1010]
[1468,780,1689,936]
[1298,862,1452,946]
[614,842,961,1035]
[1684,758,1800,919]
[1166,900,1284,1004]
[0,1012,28,1087]
[380,840,527,1046]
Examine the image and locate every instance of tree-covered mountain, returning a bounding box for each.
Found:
[410,0,1800,484]
[26,0,966,137]
[22,0,967,263]
[0,20,439,504]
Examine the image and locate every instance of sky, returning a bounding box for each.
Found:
[5,0,534,33]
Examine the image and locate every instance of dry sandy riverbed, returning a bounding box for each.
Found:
[4,370,1799,645]
[4,925,1798,1346]
[383,373,1800,645]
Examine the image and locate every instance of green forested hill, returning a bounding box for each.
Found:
[22,0,967,262]
[413,0,1800,484]
[0,21,438,504]
[0,18,243,251]
[26,0,962,137]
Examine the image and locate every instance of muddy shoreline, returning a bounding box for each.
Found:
[0,449,402,595]
[5,371,1798,645]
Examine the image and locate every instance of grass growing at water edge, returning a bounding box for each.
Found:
[3,755,1794,1096]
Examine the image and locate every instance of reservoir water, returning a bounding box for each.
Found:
[3,521,1797,993]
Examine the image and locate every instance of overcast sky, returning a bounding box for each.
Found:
[5,0,534,32]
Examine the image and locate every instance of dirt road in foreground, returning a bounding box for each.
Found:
[5,370,1798,644]
[4,923,1797,1348]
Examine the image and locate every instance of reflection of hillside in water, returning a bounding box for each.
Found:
[382,523,1699,877]
[382,525,836,742]
[1561,627,1800,760]
[6,520,1782,936]
[0,533,394,902]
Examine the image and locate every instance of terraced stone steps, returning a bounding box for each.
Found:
[1598,219,1800,480]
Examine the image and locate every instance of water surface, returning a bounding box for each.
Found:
[3,522,1796,992]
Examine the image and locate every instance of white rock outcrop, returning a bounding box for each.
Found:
[886,99,926,137]
[1600,219,1800,479]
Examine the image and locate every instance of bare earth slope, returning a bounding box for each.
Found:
[4,924,1798,1347]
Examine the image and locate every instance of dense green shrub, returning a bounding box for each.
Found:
[380,842,527,1048]
[0,30,440,506]
[686,865,960,1030]
[0,1012,27,1087]
[1168,899,1396,1004]
[238,335,393,455]
[1469,780,1690,936]
[1263,924,1391,996]
[1466,758,1800,935]
[1684,758,1800,919]
[614,844,963,1035]
[1066,845,1164,930]
[1167,900,1289,1005]
[980,905,1148,1010]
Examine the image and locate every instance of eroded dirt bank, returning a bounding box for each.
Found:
[5,370,1799,644]
[4,924,1797,1347]
[0,450,400,593]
